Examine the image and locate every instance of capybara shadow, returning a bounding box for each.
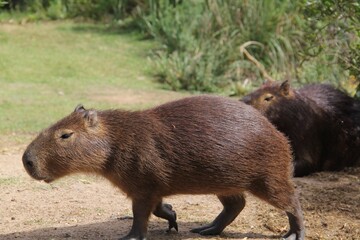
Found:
[0,219,279,240]
[243,81,360,177]
[22,95,304,239]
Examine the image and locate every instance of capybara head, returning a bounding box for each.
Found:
[242,80,294,114]
[22,105,110,183]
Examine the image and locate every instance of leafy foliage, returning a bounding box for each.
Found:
[0,0,145,20]
[298,0,360,94]
[136,0,359,95]
[136,0,305,93]
[1,0,359,96]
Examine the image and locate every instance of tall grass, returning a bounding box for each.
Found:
[2,0,359,95]
[137,0,306,94]
[138,0,359,95]
[0,0,145,21]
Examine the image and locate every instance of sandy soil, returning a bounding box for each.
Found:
[0,145,359,240]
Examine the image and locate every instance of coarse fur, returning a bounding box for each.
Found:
[23,95,304,240]
[242,81,360,177]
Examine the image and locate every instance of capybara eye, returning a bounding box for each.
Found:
[60,132,73,139]
[264,95,274,102]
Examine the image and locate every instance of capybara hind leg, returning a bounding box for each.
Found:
[121,198,156,240]
[191,194,245,235]
[274,194,304,240]
[251,180,305,240]
[282,198,305,240]
[153,201,178,232]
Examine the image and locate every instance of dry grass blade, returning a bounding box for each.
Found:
[239,41,275,82]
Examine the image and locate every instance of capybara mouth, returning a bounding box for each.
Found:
[34,175,55,183]
[43,178,54,183]
[27,172,53,183]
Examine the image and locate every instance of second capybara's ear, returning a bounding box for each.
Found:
[280,80,290,96]
[74,104,86,113]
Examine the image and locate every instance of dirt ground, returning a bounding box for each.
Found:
[0,144,359,240]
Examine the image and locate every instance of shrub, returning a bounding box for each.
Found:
[0,0,147,21]
[137,0,360,95]
[138,0,305,94]
[1,0,358,96]
[298,0,360,94]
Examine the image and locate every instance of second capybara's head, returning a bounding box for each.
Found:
[242,80,294,115]
[22,105,110,183]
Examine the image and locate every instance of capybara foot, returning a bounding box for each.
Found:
[191,194,245,235]
[282,211,304,240]
[163,203,178,232]
[190,223,223,235]
[153,203,178,232]
[282,230,305,240]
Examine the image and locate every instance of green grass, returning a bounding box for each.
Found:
[0,21,162,144]
[0,177,21,186]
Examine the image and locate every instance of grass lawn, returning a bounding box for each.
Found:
[0,21,186,146]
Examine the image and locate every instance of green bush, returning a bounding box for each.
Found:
[0,0,146,21]
[1,0,359,96]
[136,0,360,95]
[298,0,360,96]
[138,0,304,94]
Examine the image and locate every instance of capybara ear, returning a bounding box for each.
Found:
[74,104,86,113]
[280,80,290,96]
[84,110,98,127]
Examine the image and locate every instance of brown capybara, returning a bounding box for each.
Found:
[22,95,304,240]
[243,80,360,177]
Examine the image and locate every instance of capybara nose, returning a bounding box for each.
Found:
[22,151,35,171]
[24,158,34,169]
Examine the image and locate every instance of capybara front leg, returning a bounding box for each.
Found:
[191,194,245,235]
[120,198,155,240]
[153,201,178,232]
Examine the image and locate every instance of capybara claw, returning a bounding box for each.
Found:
[166,221,178,233]
[166,208,178,232]
[282,234,296,240]
[283,233,304,240]
[167,218,178,232]
[191,223,223,235]
[190,224,210,234]
[282,230,304,240]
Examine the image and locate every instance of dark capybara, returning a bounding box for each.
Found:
[22,95,304,240]
[243,80,360,177]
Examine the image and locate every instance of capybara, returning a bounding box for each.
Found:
[243,80,360,177]
[22,95,304,240]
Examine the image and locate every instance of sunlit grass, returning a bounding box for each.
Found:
[0,21,160,144]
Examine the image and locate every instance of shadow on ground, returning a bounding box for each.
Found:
[60,22,151,40]
[1,219,279,240]
[295,167,360,219]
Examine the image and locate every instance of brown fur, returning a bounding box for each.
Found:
[23,95,304,240]
[243,81,360,177]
